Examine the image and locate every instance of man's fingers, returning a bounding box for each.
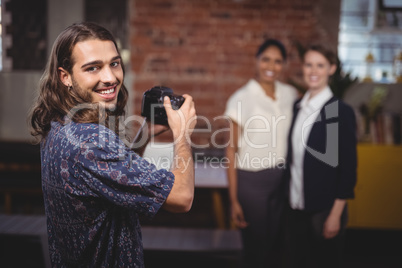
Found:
[163,96,172,110]
[181,94,194,108]
[163,96,176,120]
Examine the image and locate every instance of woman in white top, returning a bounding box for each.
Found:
[224,39,298,268]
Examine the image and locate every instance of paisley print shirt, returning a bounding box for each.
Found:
[41,120,174,267]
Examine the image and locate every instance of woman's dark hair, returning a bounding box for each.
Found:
[255,39,287,61]
[29,22,128,139]
[303,44,338,66]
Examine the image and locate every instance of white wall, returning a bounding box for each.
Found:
[0,0,84,141]
[0,71,42,141]
[47,0,84,56]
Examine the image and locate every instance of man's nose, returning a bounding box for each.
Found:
[100,66,117,83]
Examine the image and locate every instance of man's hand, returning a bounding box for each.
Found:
[164,94,197,141]
[161,94,197,213]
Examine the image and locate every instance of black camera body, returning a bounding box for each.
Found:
[141,86,185,125]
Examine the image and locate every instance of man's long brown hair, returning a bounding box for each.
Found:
[29,22,128,140]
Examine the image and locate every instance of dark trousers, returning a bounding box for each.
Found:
[237,168,285,268]
[284,205,348,268]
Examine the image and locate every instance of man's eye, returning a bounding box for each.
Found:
[111,61,120,67]
[86,66,98,72]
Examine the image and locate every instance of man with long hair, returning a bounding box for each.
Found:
[29,22,197,267]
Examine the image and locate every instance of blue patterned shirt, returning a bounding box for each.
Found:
[41,120,174,267]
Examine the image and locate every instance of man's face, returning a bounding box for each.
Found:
[68,39,123,109]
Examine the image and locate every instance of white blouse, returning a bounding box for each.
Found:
[289,86,333,209]
[224,79,298,171]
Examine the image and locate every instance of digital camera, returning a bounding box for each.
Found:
[141,86,185,125]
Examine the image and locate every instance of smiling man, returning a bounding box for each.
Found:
[59,39,123,109]
[29,22,197,267]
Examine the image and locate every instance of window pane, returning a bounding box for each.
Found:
[340,0,373,30]
[338,0,402,82]
[6,0,47,70]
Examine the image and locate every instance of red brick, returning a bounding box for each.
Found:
[129,0,340,144]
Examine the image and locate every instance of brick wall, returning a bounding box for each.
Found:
[129,0,341,147]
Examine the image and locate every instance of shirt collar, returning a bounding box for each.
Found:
[299,86,333,110]
[249,79,280,100]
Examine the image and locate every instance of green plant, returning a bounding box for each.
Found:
[329,59,359,99]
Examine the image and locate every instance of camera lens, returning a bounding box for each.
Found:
[170,98,178,109]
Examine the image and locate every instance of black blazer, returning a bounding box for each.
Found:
[284,96,357,212]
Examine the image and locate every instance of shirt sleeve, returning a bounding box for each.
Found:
[224,90,242,125]
[336,103,358,199]
[66,125,175,218]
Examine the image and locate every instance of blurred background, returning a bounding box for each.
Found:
[0,0,401,267]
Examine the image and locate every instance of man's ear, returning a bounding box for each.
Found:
[58,67,72,87]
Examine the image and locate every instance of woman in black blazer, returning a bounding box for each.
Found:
[284,45,357,268]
